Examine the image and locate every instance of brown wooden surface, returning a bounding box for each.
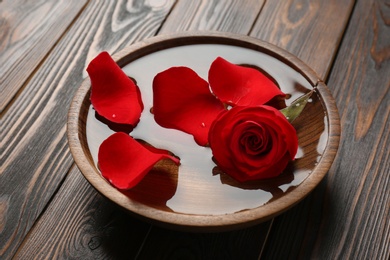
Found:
[250,0,354,80]
[0,0,175,258]
[1,0,389,259]
[0,0,88,113]
[159,0,265,33]
[261,0,390,258]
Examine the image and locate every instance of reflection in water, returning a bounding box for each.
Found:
[217,162,294,199]
[95,111,134,133]
[121,160,179,212]
[85,44,329,215]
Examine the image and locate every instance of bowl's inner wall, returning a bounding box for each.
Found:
[82,43,327,215]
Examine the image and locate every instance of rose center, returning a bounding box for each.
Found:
[239,125,272,156]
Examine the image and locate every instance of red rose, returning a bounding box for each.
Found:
[209,105,298,182]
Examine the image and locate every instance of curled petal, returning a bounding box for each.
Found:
[208,57,285,107]
[98,132,180,190]
[87,51,144,125]
[153,67,226,146]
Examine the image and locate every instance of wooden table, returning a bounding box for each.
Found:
[1,0,389,259]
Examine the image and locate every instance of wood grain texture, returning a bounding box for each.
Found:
[0,0,88,113]
[250,0,355,80]
[159,0,265,33]
[261,0,390,258]
[3,0,383,259]
[0,0,175,258]
[14,1,274,258]
[136,223,271,259]
[13,165,151,260]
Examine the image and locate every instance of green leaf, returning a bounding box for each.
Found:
[280,89,315,123]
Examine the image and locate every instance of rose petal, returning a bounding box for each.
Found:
[153,66,226,146]
[87,51,144,125]
[208,57,285,107]
[98,132,180,190]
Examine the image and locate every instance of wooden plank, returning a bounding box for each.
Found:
[137,223,271,259]
[0,0,88,113]
[0,0,176,258]
[261,0,390,258]
[13,166,151,259]
[159,0,264,33]
[250,0,355,80]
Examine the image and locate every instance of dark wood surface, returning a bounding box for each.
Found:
[0,0,88,113]
[1,0,389,259]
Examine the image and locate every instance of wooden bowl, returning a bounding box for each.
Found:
[67,32,340,232]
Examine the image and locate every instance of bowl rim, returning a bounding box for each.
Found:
[67,31,340,232]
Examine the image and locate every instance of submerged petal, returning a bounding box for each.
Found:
[98,132,180,190]
[87,51,144,125]
[208,57,285,107]
[153,67,226,146]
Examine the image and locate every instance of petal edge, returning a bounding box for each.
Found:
[209,57,285,107]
